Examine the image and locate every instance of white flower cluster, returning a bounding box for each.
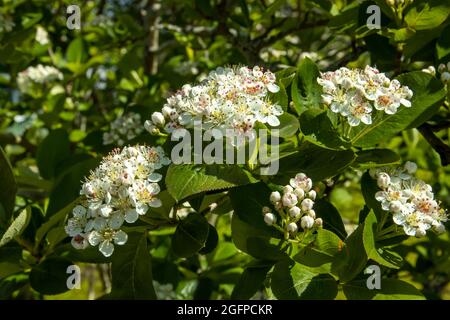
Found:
[0,13,14,32]
[35,26,49,45]
[103,112,144,146]
[370,162,448,237]
[438,63,450,83]
[65,145,171,257]
[153,281,178,300]
[17,64,63,94]
[263,173,322,238]
[145,66,283,140]
[317,66,413,127]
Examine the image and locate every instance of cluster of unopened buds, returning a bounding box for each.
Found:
[17,64,63,95]
[370,161,448,238]
[262,173,322,239]
[103,112,144,146]
[145,65,283,141]
[317,66,413,127]
[65,145,171,257]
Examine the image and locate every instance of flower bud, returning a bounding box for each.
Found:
[389,201,402,213]
[415,228,426,238]
[441,71,450,83]
[270,191,281,204]
[283,185,294,194]
[294,188,305,200]
[438,63,447,73]
[377,172,391,189]
[404,161,417,174]
[262,206,271,214]
[264,213,276,226]
[288,206,301,219]
[301,215,315,229]
[161,106,173,118]
[301,198,314,212]
[287,222,298,233]
[307,209,316,219]
[151,112,165,127]
[434,223,446,235]
[307,190,317,200]
[314,218,323,227]
[282,193,298,208]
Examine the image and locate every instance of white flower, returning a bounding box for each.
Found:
[441,72,450,83]
[35,26,49,45]
[317,66,412,127]
[372,162,448,238]
[301,216,315,229]
[264,213,276,226]
[145,65,283,142]
[65,145,170,257]
[294,188,305,200]
[103,113,143,146]
[88,229,128,257]
[290,173,312,192]
[270,191,281,204]
[17,65,63,95]
[287,222,298,233]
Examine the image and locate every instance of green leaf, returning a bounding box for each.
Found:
[333,225,368,283]
[363,211,403,269]
[66,37,88,64]
[436,24,450,60]
[29,257,73,295]
[314,200,347,240]
[343,279,425,300]
[172,212,209,257]
[360,172,384,221]
[276,142,355,183]
[198,224,218,255]
[0,273,28,299]
[231,261,273,299]
[271,113,299,138]
[293,229,343,274]
[354,149,400,169]
[299,109,350,149]
[405,0,450,31]
[36,129,71,180]
[166,164,256,202]
[0,146,17,226]
[0,207,31,248]
[46,158,99,216]
[350,72,446,147]
[109,232,156,299]
[271,259,338,300]
[291,58,322,115]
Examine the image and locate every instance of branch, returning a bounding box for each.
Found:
[418,124,450,166]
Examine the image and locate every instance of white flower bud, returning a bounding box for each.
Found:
[288,206,301,219]
[264,213,276,226]
[434,223,446,234]
[322,95,333,105]
[301,215,315,229]
[282,193,298,208]
[438,63,447,73]
[294,188,305,200]
[287,222,298,233]
[283,185,294,194]
[415,228,426,238]
[301,198,314,212]
[307,190,317,200]
[404,161,417,174]
[441,71,450,83]
[314,218,323,227]
[151,112,165,127]
[377,172,391,189]
[389,201,402,213]
[270,191,281,204]
[307,209,316,219]
[161,106,173,118]
[262,206,271,214]
[274,201,283,211]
